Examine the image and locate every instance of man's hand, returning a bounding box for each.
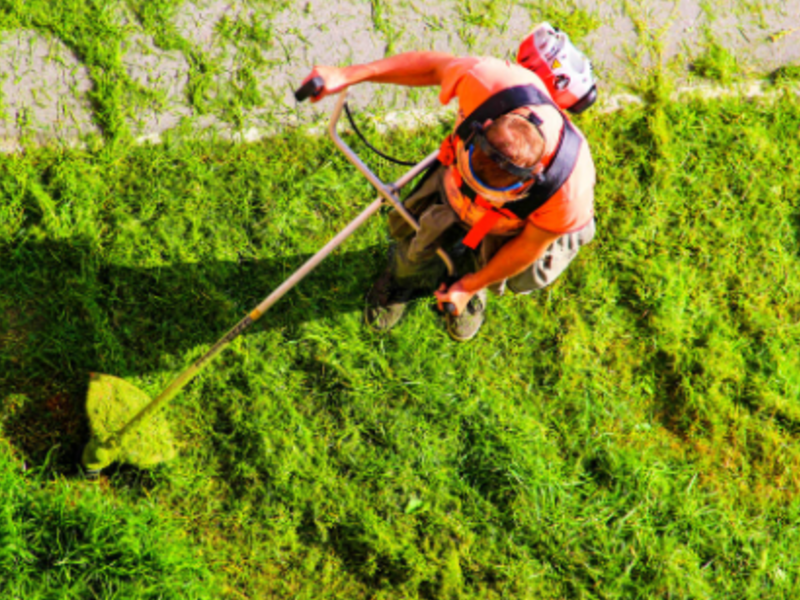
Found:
[299,66,350,103]
[435,277,477,316]
[434,223,561,315]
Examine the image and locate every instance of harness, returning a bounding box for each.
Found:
[438,84,583,249]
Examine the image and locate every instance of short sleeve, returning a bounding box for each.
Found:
[439,57,551,118]
[438,57,482,106]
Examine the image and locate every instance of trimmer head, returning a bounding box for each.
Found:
[83,373,176,471]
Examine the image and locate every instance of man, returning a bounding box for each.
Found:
[302,50,596,341]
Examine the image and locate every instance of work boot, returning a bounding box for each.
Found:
[364,268,411,332]
[445,289,487,342]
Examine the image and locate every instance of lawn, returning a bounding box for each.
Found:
[2,83,800,598]
[2,0,800,596]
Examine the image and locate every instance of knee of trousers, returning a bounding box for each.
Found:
[391,239,446,289]
[506,218,596,294]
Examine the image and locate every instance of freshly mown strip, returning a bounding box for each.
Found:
[1,91,800,599]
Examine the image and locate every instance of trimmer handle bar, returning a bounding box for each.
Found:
[294,80,458,312]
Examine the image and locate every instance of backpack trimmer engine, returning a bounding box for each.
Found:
[517,22,598,114]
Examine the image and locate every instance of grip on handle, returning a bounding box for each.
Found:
[295,76,325,102]
[440,274,460,316]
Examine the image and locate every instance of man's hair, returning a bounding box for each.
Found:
[470,114,545,188]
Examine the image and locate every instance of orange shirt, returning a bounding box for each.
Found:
[439,57,595,235]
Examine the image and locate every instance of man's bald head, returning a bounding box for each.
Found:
[470,113,545,188]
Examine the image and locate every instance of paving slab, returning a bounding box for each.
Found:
[0,30,98,150]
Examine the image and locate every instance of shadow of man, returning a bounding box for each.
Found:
[0,236,387,472]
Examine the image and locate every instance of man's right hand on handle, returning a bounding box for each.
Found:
[298,66,350,103]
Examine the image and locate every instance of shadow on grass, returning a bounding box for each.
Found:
[647,349,707,442]
[328,520,413,589]
[0,237,388,472]
[297,506,414,591]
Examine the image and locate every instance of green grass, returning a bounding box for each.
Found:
[2,88,800,598]
[691,39,742,85]
[3,0,800,596]
[1,442,215,598]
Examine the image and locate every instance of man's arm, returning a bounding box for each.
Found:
[301,52,456,102]
[435,222,561,314]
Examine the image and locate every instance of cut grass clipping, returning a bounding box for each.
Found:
[2,90,800,598]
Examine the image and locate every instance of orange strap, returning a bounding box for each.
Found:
[462,196,518,249]
[438,135,456,166]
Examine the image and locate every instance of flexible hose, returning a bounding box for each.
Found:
[344,102,419,167]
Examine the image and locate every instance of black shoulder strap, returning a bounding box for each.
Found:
[455,85,554,140]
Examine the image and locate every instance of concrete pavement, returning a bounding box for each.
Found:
[0,0,798,150]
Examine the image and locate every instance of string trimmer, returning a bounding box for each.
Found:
[81,79,456,472]
[83,20,600,471]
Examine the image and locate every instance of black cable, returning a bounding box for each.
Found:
[344,102,419,167]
